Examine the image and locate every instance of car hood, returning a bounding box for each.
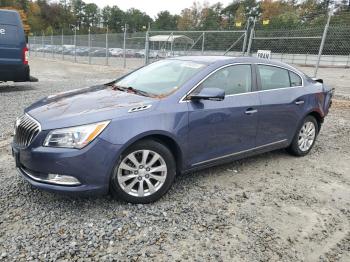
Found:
[25,85,158,130]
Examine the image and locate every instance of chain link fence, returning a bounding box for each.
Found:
[247,27,324,65]
[28,15,350,76]
[28,29,247,70]
[247,24,350,68]
[146,30,247,58]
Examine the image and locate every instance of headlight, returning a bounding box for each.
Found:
[43,121,110,149]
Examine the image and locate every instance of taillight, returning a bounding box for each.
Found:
[23,46,28,65]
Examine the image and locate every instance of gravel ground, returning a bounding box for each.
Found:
[0,57,349,261]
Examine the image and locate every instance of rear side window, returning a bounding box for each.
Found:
[0,24,19,45]
[258,65,303,90]
[200,64,252,95]
[258,65,290,90]
[289,71,302,86]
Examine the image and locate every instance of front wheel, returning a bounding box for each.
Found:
[287,115,318,156]
[110,140,176,204]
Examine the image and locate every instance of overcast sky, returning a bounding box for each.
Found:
[84,0,233,18]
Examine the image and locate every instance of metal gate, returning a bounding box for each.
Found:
[144,30,248,64]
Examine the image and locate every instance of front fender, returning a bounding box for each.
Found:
[100,110,188,145]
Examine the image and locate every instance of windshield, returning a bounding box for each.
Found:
[115,60,206,96]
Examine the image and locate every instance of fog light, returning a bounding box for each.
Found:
[47,174,81,186]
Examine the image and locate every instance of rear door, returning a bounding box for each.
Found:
[186,64,260,166]
[0,24,22,64]
[0,12,23,66]
[255,64,305,146]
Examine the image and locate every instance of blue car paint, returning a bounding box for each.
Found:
[0,9,30,82]
[12,56,332,195]
[15,135,121,194]
[187,91,260,165]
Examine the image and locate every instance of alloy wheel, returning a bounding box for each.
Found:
[298,121,316,152]
[116,150,167,197]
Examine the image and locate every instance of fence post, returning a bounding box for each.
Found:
[314,11,331,77]
[246,17,256,56]
[123,23,127,68]
[242,31,248,55]
[170,32,174,56]
[242,18,250,55]
[88,27,91,65]
[42,32,45,57]
[61,29,64,60]
[346,53,350,67]
[201,32,205,55]
[74,27,77,63]
[304,53,308,65]
[34,35,37,57]
[51,32,54,58]
[105,25,109,66]
[144,28,149,65]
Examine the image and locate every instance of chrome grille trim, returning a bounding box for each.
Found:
[14,114,41,147]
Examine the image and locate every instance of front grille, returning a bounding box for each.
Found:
[14,114,41,147]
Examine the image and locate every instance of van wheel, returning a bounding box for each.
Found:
[287,115,318,156]
[111,140,176,204]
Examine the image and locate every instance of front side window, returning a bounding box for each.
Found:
[115,60,206,96]
[198,64,252,96]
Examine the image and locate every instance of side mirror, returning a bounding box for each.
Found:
[188,88,225,101]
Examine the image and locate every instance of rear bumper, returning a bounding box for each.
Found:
[323,87,335,116]
[0,64,30,82]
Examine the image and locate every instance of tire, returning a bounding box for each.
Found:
[110,140,176,204]
[287,115,318,156]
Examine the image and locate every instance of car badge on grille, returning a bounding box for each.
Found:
[15,118,21,127]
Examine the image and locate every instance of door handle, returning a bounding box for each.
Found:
[295,100,305,105]
[245,108,258,115]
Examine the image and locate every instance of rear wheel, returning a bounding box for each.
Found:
[287,115,318,156]
[111,140,176,203]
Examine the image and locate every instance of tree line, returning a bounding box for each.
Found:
[0,0,349,35]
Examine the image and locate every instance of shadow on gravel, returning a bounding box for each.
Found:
[14,149,289,209]
[0,84,36,93]
[17,181,127,209]
[176,148,288,181]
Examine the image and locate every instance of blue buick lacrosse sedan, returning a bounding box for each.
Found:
[12,56,333,203]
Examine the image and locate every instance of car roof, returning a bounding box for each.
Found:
[0,9,21,25]
[170,56,301,74]
[170,56,233,64]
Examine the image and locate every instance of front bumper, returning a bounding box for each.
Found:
[12,136,123,196]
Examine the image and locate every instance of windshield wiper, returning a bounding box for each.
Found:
[112,85,154,97]
[112,85,128,92]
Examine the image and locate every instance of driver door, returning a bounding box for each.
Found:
[186,64,260,167]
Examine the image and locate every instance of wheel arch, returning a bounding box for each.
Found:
[289,109,324,146]
[306,110,324,132]
[119,131,184,174]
